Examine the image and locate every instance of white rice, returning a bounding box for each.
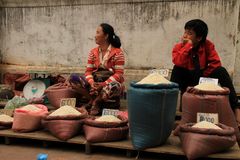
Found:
[21,105,41,111]
[194,83,224,91]
[0,114,13,122]
[192,121,222,130]
[49,105,81,116]
[95,115,121,122]
[137,73,171,85]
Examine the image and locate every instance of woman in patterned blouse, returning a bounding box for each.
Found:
[82,23,125,115]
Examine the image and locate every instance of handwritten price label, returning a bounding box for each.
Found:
[149,69,169,77]
[199,77,218,85]
[197,112,219,124]
[60,98,76,107]
[102,108,119,116]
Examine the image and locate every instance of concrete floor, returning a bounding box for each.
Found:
[0,138,188,160]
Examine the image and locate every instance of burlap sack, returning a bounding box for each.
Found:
[12,104,48,132]
[45,83,81,108]
[42,119,83,141]
[83,116,129,143]
[175,123,236,160]
[0,121,12,128]
[179,87,240,146]
[42,107,87,140]
[84,117,128,128]
[83,125,129,143]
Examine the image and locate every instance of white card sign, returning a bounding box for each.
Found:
[60,98,76,107]
[102,108,119,116]
[197,112,219,124]
[149,69,169,77]
[199,77,218,85]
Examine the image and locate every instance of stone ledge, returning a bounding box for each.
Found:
[0,0,192,8]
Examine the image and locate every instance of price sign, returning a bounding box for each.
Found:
[199,77,218,85]
[149,69,169,77]
[60,98,76,107]
[197,112,219,124]
[102,108,119,116]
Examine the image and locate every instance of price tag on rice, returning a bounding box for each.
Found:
[60,98,76,107]
[199,77,218,85]
[102,108,119,116]
[151,69,169,77]
[197,112,219,124]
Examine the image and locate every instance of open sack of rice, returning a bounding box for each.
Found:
[128,73,179,149]
[83,115,129,143]
[178,84,240,146]
[42,105,87,141]
[12,104,48,132]
[45,83,81,109]
[0,114,13,128]
[175,122,236,160]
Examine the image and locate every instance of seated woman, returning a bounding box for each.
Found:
[71,23,125,116]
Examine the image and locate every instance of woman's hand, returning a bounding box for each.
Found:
[90,82,104,95]
[181,37,192,45]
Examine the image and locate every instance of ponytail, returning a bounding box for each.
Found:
[100,23,121,48]
[109,33,121,48]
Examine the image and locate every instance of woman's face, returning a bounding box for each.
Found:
[95,26,108,45]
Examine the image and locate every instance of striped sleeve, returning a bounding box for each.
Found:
[85,51,95,85]
[104,51,125,85]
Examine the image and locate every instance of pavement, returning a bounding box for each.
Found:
[0,138,186,160]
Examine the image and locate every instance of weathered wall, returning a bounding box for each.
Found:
[233,4,240,92]
[0,0,240,91]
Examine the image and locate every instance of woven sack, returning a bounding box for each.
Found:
[45,83,81,108]
[84,116,128,128]
[83,125,129,143]
[0,118,13,128]
[128,81,179,149]
[179,87,240,146]
[0,109,14,128]
[42,108,87,140]
[42,119,83,141]
[83,116,129,143]
[0,110,13,128]
[175,123,236,160]
[12,104,48,132]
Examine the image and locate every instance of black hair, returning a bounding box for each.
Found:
[184,19,208,44]
[100,23,121,48]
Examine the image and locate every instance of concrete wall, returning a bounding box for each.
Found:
[0,0,240,91]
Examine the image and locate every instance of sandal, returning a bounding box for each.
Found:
[90,106,100,116]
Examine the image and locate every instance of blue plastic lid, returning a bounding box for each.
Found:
[37,153,48,160]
